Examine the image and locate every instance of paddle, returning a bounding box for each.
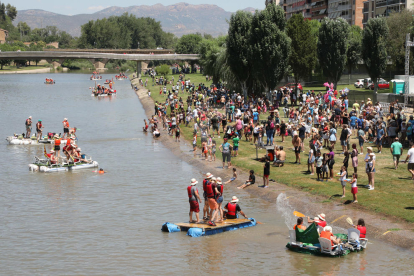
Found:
[293,211,306,218]
[346,217,354,226]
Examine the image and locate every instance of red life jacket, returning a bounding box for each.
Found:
[357,226,366,238]
[203,179,209,192]
[227,202,237,216]
[318,221,327,228]
[187,186,192,199]
[55,139,61,146]
[36,122,42,129]
[216,184,223,198]
[205,182,215,198]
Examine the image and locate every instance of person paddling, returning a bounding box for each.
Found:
[188,178,202,223]
[52,134,61,159]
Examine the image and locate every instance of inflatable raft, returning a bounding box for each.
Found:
[91,89,116,97]
[162,218,257,237]
[286,223,367,257]
[6,135,68,145]
[29,156,98,173]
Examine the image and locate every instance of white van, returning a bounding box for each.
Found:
[363,78,372,89]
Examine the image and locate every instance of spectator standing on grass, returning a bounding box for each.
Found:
[390,137,403,170]
[364,147,376,190]
[307,140,315,175]
[358,126,365,155]
[328,147,335,180]
[376,124,384,154]
[351,144,359,173]
[403,143,414,181]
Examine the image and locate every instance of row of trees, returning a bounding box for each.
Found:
[78,13,176,49]
[192,5,413,98]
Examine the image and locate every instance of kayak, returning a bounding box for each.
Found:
[44,81,55,84]
[29,155,98,173]
[6,135,67,145]
[286,223,367,257]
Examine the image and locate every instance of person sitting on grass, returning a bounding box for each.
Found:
[225,168,237,184]
[238,170,255,189]
[273,146,286,167]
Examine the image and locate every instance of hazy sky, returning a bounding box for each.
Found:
[12,0,264,15]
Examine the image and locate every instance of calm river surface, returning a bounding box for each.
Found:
[0,73,413,275]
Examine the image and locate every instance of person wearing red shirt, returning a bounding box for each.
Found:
[353,218,367,238]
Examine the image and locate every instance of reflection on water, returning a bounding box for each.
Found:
[0,73,413,275]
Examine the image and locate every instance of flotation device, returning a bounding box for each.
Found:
[227,202,237,216]
[320,231,334,246]
[357,226,366,238]
[294,224,307,231]
[55,139,61,146]
[205,182,215,198]
[64,121,69,128]
[202,179,209,191]
[216,184,223,197]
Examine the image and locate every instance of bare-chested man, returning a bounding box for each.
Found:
[292,132,302,164]
[274,146,286,167]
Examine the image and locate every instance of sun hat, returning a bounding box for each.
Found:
[190,178,198,185]
[205,172,213,179]
[50,149,55,153]
[216,177,222,184]
[314,217,320,222]
[366,146,373,152]
[54,134,59,138]
[29,116,32,119]
[76,148,81,151]
[318,213,326,221]
[64,118,67,121]
[367,98,371,101]
[324,226,332,232]
[211,177,217,181]
[231,196,239,203]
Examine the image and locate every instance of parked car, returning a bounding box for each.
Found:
[354,79,364,88]
[363,78,372,89]
[279,83,303,92]
[369,79,389,90]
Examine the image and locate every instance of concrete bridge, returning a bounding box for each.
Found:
[0,50,200,76]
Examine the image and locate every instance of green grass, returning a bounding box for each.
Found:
[387,228,401,232]
[143,73,414,223]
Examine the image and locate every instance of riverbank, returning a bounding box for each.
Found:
[0,67,51,74]
[130,76,414,250]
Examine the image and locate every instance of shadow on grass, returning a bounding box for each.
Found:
[357,184,368,188]
[343,200,353,205]
[329,194,342,200]
[398,177,412,180]
[404,207,414,210]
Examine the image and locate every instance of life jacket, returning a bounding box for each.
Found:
[227,202,237,216]
[202,179,209,191]
[36,122,42,129]
[55,139,61,146]
[318,221,327,228]
[187,186,193,199]
[320,231,334,246]
[205,182,215,198]
[293,224,306,231]
[216,184,223,198]
[64,121,69,128]
[357,226,366,239]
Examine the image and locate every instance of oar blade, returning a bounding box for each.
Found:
[346,217,353,225]
[293,211,305,217]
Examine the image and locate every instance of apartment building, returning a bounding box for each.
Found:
[327,0,364,27]
[362,0,412,25]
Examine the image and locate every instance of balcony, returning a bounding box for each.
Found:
[363,7,369,12]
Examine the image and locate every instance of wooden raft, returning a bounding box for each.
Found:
[176,218,252,232]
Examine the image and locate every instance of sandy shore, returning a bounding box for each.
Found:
[131,78,414,250]
[0,68,51,74]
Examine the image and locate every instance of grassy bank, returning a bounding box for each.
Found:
[144,73,414,223]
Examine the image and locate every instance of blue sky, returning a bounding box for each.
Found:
[13,0,264,15]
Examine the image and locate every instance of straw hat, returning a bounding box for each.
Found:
[54,134,59,138]
[205,172,213,179]
[29,116,32,119]
[231,196,239,203]
[216,177,222,184]
[318,213,326,221]
[211,177,217,182]
[324,226,332,232]
[313,217,320,222]
[190,178,198,186]
[77,148,81,152]
[366,147,373,152]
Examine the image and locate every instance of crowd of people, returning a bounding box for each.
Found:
[140,72,414,207]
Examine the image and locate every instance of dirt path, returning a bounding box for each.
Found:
[132,82,414,250]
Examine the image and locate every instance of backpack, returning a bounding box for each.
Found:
[270,121,275,129]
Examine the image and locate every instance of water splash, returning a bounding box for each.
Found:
[276,193,296,229]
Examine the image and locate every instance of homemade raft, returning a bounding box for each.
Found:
[162,218,257,237]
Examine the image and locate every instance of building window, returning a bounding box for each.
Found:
[353,10,355,14]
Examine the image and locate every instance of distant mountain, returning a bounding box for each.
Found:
[14,3,259,38]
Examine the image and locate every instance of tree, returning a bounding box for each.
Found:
[386,9,414,73]
[362,17,389,97]
[17,22,31,36]
[155,64,170,77]
[0,59,10,69]
[175,34,203,54]
[5,3,16,21]
[317,18,349,89]
[226,10,254,97]
[286,14,317,93]
[250,4,291,96]
[346,25,362,83]
[199,36,226,84]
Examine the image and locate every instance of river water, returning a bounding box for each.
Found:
[0,73,413,275]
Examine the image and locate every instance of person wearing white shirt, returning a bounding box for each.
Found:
[364,147,376,190]
[404,143,414,182]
